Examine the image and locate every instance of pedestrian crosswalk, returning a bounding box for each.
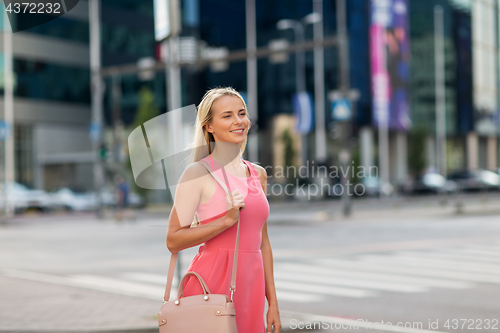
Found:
[2,242,499,304]
[273,242,500,303]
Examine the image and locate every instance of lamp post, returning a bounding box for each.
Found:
[277,13,321,168]
[434,5,446,178]
[2,8,14,220]
[89,0,105,219]
[312,0,327,164]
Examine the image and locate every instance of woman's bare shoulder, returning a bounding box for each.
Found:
[178,161,211,184]
[249,162,267,181]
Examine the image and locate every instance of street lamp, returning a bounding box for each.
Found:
[277,13,321,168]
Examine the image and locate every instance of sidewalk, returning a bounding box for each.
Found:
[0,272,304,333]
[144,192,500,224]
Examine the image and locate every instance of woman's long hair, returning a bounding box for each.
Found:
[187,86,252,164]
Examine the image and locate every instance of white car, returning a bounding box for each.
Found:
[0,182,52,213]
[49,188,98,211]
[97,188,145,208]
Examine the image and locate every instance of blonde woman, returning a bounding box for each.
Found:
[166,87,281,333]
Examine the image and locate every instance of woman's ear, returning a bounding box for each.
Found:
[204,124,213,134]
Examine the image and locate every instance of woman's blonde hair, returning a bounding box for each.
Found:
[187,86,252,164]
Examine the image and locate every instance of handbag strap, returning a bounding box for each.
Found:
[163,158,242,302]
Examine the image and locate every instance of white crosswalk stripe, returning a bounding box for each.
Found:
[274,269,427,293]
[355,254,500,275]
[394,250,500,264]
[276,263,472,289]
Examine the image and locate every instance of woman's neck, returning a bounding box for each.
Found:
[210,142,243,168]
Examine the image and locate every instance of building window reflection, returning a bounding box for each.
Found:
[14,59,91,103]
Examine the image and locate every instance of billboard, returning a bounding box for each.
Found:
[370,0,411,131]
[472,0,499,135]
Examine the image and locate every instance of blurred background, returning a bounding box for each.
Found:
[0,0,499,332]
[0,0,499,214]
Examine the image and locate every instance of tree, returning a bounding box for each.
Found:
[124,86,160,203]
[408,125,428,177]
[281,127,296,184]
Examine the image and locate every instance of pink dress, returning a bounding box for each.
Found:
[182,155,270,333]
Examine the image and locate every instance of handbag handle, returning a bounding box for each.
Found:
[163,158,243,303]
[178,271,211,297]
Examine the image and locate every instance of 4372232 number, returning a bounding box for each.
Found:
[5,2,62,14]
[444,319,498,330]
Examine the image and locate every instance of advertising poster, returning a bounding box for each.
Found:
[370,0,411,131]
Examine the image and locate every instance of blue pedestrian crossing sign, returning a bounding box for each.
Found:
[89,123,102,142]
[0,121,11,141]
[331,98,352,121]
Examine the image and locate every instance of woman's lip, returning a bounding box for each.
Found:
[230,129,245,134]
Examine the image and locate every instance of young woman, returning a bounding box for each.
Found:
[166,87,281,333]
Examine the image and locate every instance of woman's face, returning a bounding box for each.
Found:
[205,95,250,145]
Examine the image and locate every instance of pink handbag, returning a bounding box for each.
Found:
[158,160,240,333]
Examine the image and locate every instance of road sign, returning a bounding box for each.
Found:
[331,98,352,121]
[89,123,102,142]
[293,92,314,134]
[0,121,12,141]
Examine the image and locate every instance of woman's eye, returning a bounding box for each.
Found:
[224,113,246,118]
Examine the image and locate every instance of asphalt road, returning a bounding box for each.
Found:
[1,194,499,333]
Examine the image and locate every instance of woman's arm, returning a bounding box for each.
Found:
[166,162,243,253]
[254,164,282,333]
[167,206,233,253]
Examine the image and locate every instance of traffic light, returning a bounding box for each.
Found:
[98,143,108,160]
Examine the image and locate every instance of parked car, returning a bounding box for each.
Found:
[404,173,458,195]
[358,176,394,197]
[49,187,98,211]
[0,182,52,213]
[447,169,500,192]
[98,188,145,208]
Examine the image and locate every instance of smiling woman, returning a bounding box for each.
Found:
[164,87,281,333]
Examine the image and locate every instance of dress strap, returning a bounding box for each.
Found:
[242,159,259,184]
[209,154,215,171]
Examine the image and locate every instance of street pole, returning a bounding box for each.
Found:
[313,0,327,164]
[295,23,308,168]
[246,0,259,163]
[90,0,105,219]
[434,5,446,177]
[336,0,353,216]
[112,74,124,169]
[277,19,308,168]
[496,0,500,155]
[3,9,14,220]
[163,0,183,287]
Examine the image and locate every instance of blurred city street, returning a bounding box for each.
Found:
[1,194,499,332]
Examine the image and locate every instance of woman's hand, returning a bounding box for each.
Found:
[224,189,245,228]
[266,304,282,333]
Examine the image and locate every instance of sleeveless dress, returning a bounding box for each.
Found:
[181,155,270,333]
